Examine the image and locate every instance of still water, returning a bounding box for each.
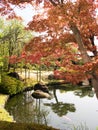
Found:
[5,87,98,130]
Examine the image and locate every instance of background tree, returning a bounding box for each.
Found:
[0,18,32,71]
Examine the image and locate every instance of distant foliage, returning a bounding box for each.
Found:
[0,73,24,95]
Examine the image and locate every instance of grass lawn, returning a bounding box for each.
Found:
[0,94,13,122]
[0,108,13,122]
[0,94,9,107]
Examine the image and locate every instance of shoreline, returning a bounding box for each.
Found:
[0,94,14,122]
[0,94,9,108]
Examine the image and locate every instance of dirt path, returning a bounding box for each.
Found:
[18,70,53,81]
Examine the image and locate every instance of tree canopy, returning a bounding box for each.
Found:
[0,18,32,71]
[1,0,98,92]
[24,0,98,83]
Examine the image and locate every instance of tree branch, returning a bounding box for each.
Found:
[61,0,64,4]
[49,0,58,6]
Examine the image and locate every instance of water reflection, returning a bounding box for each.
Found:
[45,102,76,116]
[5,87,94,121]
[5,91,49,125]
[5,86,97,129]
[44,88,76,116]
[34,99,49,125]
[74,89,94,98]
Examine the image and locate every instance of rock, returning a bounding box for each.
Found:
[32,90,51,99]
[8,72,22,80]
[23,86,34,92]
[82,79,90,86]
[78,79,91,86]
[48,74,55,80]
[34,82,49,93]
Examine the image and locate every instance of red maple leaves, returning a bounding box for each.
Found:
[2,0,98,84]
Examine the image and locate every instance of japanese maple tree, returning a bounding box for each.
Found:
[27,1,98,75]
[27,0,98,97]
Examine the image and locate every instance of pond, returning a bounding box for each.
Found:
[5,86,98,130]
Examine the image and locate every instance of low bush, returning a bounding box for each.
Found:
[0,73,24,95]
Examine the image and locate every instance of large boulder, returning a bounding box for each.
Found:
[32,90,51,99]
[34,82,49,93]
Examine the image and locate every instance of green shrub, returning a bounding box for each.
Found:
[0,74,24,95]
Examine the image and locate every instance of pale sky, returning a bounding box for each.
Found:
[13,4,34,25]
[13,3,45,25]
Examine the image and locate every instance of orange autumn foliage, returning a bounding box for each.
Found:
[1,0,98,84]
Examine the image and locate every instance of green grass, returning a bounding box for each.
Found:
[0,108,13,122]
[73,123,89,130]
[0,94,13,122]
[0,94,9,106]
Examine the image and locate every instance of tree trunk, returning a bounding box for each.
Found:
[91,73,98,98]
[8,63,11,72]
[70,24,91,63]
[70,24,98,98]
[89,35,97,56]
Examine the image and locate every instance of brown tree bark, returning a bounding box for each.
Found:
[91,73,98,99]
[70,24,98,99]
[70,24,91,63]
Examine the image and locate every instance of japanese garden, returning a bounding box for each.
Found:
[0,0,98,130]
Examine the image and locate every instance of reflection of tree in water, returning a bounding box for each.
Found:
[5,93,34,123]
[74,88,94,98]
[44,89,76,117]
[45,102,76,117]
[33,99,49,125]
[5,92,49,125]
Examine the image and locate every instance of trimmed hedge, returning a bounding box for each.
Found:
[0,74,24,95]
